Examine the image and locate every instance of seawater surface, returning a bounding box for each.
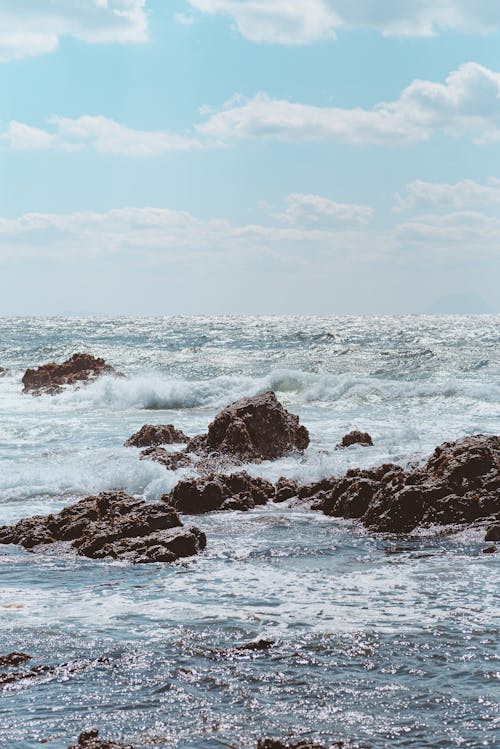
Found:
[0,316,499,749]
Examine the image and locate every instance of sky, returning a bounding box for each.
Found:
[0,0,499,315]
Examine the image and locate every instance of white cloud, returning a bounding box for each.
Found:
[395,178,500,211]
[0,0,148,61]
[198,63,500,145]
[0,115,201,155]
[187,0,500,44]
[393,210,500,254]
[278,193,373,226]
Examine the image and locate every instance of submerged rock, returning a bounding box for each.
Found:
[336,430,373,449]
[309,435,500,534]
[194,391,309,461]
[163,472,275,514]
[22,353,120,395]
[0,492,206,563]
[125,424,188,448]
[0,652,31,668]
[69,729,133,749]
[139,447,192,471]
[0,366,9,377]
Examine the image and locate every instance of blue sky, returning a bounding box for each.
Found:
[0,0,499,314]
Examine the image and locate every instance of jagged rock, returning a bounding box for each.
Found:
[163,472,275,514]
[336,430,373,449]
[274,477,300,503]
[195,391,309,461]
[22,353,120,395]
[485,524,500,541]
[0,492,206,563]
[311,435,500,534]
[0,653,31,668]
[140,447,192,471]
[125,424,188,448]
[69,729,133,749]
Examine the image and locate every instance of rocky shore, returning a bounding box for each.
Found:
[22,353,120,395]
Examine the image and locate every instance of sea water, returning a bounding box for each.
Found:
[0,316,499,748]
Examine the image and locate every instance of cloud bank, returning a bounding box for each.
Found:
[187,1,500,44]
[0,0,148,61]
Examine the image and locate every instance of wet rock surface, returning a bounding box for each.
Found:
[69,729,133,749]
[22,353,119,395]
[306,435,500,534]
[139,447,192,471]
[125,424,188,448]
[0,492,206,563]
[336,430,373,449]
[194,391,310,461]
[0,652,31,668]
[163,472,275,514]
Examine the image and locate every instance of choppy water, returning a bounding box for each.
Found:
[0,316,499,748]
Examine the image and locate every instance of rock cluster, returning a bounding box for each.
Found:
[0,492,206,563]
[69,730,133,749]
[301,435,499,535]
[163,471,275,513]
[336,430,373,449]
[125,424,188,448]
[22,353,119,395]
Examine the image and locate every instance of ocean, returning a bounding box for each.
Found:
[0,315,499,748]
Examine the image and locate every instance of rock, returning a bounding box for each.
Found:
[0,492,206,563]
[236,639,275,652]
[482,546,497,554]
[140,447,192,471]
[163,472,275,514]
[22,353,120,395]
[336,430,373,449]
[274,477,300,503]
[485,524,500,541]
[0,367,9,377]
[125,424,188,448]
[0,652,31,668]
[69,729,133,749]
[198,391,309,461]
[309,435,500,534]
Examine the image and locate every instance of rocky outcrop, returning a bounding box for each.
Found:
[125,424,188,448]
[336,430,373,449]
[0,652,31,668]
[0,492,206,563]
[22,353,119,395]
[306,435,499,535]
[69,730,133,749]
[163,472,275,514]
[139,447,192,471]
[193,391,309,462]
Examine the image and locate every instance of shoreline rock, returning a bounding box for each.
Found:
[163,472,275,514]
[125,424,188,448]
[0,492,206,563]
[22,353,120,395]
[336,430,373,449]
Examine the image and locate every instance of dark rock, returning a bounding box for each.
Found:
[0,492,206,563]
[163,472,275,514]
[140,447,192,471]
[310,435,500,534]
[336,430,373,449]
[125,424,188,448]
[274,477,300,503]
[482,546,497,554]
[485,524,500,541]
[22,353,120,395]
[69,729,133,749]
[200,391,309,461]
[257,741,340,749]
[236,639,275,652]
[0,652,31,668]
